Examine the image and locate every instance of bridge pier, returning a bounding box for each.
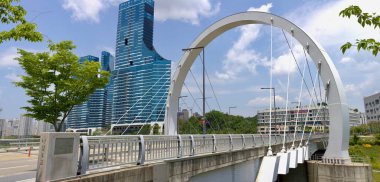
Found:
[307,161,374,182]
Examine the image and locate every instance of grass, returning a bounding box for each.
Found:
[349,139,380,181]
[374,172,380,182]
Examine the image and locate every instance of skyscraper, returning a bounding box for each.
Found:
[101,51,115,127]
[67,55,105,129]
[112,0,171,129]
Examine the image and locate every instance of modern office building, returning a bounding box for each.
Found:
[67,55,104,129]
[364,92,380,122]
[101,51,115,127]
[112,0,171,132]
[67,52,115,130]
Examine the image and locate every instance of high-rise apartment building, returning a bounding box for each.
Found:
[364,92,380,122]
[0,119,5,138]
[112,0,171,130]
[19,115,33,137]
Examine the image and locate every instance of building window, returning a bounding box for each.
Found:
[129,61,133,66]
[125,38,128,45]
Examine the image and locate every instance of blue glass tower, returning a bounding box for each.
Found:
[112,0,171,127]
[67,55,105,129]
[101,51,115,127]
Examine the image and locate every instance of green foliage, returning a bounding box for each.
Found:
[349,145,380,171]
[139,124,151,135]
[339,5,380,56]
[14,41,110,132]
[368,121,380,134]
[350,124,369,135]
[178,110,257,134]
[153,123,160,135]
[0,0,43,43]
[352,134,360,145]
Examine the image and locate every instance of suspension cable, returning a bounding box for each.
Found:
[299,71,320,146]
[120,75,171,135]
[291,54,307,149]
[183,83,210,133]
[281,29,318,107]
[136,82,170,134]
[187,62,231,134]
[105,69,172,135]
[306,93,327,143]
[281,32,293,153]
[198,54,223,111]
[267,20,273,156]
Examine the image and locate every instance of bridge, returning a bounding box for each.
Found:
[35,11,374,182]
[55,133,328,182]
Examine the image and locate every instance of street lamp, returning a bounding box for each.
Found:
[178,96,188,112]
[183,47,206,134]
[228,106,237,115]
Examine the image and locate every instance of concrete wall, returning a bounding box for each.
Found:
[189,158,261,182]
[307,161,374,182]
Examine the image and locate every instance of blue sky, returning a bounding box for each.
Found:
[0,0,379,119]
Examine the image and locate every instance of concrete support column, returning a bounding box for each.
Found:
[307,161,374,182]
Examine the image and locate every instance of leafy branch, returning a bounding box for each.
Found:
[339,5,380,56]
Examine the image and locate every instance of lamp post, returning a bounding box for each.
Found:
[178,96,188,112]
[228,106,237,115]
[261,87,277,134]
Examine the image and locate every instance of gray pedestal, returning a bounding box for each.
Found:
[36,132,80,182]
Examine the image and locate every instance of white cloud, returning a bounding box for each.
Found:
[340,57,354,64]
[62,0,122,23]
[0,47,19,68]
[156,0,220,25]
[62,0,220,24]
[271,45,304,75]
[5,73,22,82]
[247,95,285,107]
[216,3,272,80]
[288,0,380,48]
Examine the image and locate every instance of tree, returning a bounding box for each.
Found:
[339,6,380,56]
[139,124,151,135]
[153,123,160,135]
[0,0,43,43]
[15,41,110,132]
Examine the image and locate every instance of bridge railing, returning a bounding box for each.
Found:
[78,133,327,174]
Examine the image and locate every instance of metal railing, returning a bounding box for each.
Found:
[0,138,40,150]
[78,133,327,174]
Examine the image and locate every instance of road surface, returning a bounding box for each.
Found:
[0,152,38,182]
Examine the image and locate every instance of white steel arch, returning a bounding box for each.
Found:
[164,11,350,162]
